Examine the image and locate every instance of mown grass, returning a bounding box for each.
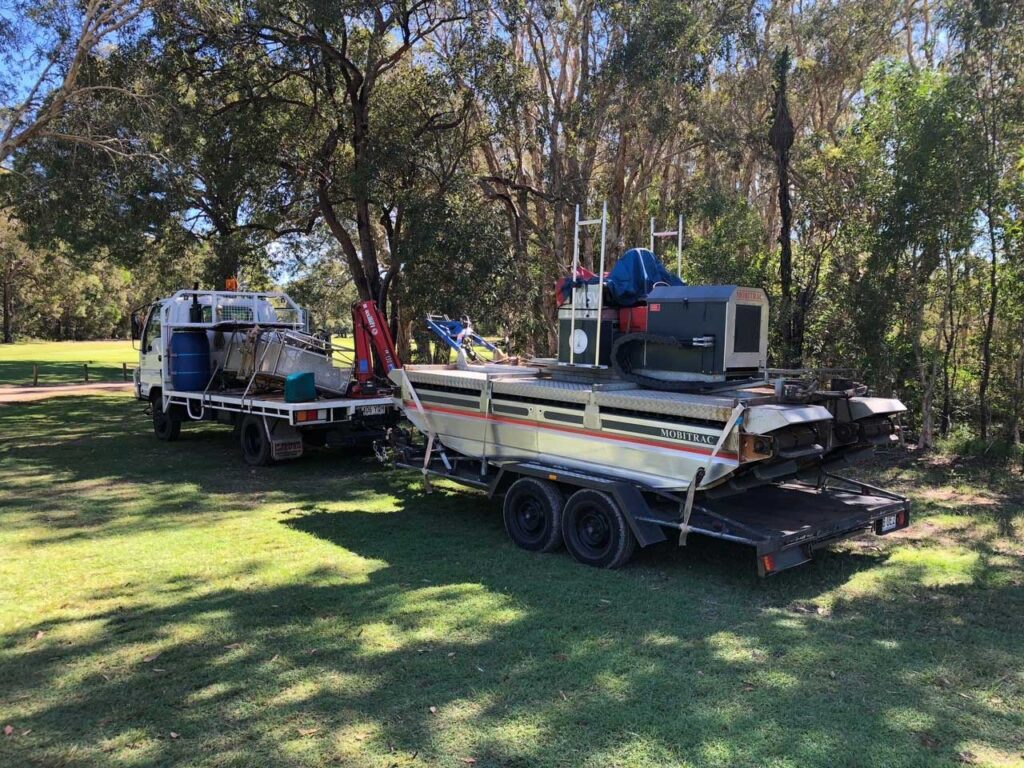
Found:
[0,340,137,385]
[0,334,498,388]
[0,394,1022,767]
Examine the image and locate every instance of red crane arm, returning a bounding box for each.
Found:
[350,300,402,396]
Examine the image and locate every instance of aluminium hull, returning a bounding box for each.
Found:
[389,365,902,494]
[399,395,739,491]
[393,365,758,491]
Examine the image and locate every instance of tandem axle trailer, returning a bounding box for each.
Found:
[384,438,910,576]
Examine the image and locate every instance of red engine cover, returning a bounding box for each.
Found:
[618,305,648,333]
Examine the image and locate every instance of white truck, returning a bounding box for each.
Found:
[132,288,396,465]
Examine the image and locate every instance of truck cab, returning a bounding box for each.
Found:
[134,301,164,401]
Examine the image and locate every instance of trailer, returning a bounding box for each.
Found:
[377,209,912,576]
[382,398,909,576]
[133,288,398,465]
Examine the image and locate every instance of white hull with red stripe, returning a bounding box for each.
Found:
[390,364,837,492]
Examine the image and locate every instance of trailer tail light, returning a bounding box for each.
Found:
[760,548,810,575]
[740,434,773,462]
[877,508,910,535]
[297,409,328,423]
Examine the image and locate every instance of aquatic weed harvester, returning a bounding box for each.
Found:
[380,206,910,576]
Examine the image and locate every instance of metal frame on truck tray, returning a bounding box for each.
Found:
[388,443,910,577]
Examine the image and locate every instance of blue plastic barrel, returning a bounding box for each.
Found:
[170,331,211,391]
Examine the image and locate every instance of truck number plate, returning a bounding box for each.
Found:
[880,513,898,532]
[359,404,387,416]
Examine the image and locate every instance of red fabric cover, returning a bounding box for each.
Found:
[618,305,648,333]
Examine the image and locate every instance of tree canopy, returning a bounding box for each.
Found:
[1,0,1023,449]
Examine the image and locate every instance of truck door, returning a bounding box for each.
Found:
[138,303,164,398]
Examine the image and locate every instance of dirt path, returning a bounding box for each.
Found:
[0,382,134,404]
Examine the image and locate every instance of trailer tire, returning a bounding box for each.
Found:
[240,415,274,467]
[562,489,636,569]
[502,477,564,553]
[152,397,181,441]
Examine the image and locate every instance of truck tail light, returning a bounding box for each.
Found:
[297,409,327,423]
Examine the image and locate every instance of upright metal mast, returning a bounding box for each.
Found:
[649,214,685,279]
[569,202,609,367]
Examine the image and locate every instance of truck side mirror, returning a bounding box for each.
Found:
[130,313,141,341]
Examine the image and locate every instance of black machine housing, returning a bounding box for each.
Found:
[557,283,770,382]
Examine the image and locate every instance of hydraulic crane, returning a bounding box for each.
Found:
[349,300,402,397]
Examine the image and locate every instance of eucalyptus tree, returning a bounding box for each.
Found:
[0,0,152,165]
[185,0,485,312]
[942,0,1024,441]
[455,0,739,348]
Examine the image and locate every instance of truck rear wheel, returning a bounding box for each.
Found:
[240,415,274,466]
[152,397,181,441]
[562,489,636,569]
[502,477,564,553]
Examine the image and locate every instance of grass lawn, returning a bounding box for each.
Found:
[0,334,493,388]
[0,394,1022,767]
[0,340,137,386]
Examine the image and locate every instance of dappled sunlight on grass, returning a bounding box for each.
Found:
[840,545,981,594]
[1,395,1022,766]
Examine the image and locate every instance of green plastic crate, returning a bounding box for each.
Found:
[284,371,317,403]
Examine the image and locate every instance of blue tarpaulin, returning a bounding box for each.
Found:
[605,248,685,306]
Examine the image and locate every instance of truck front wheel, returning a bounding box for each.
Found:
[152,397,181,441]
[240,415,274,466]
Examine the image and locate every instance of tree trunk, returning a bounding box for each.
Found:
[770,50,797,367]
[1009,319,1024,446]
[979,200,998,441]
[1,260,12,344]
[349,97,383,305]
[210,234,242,289]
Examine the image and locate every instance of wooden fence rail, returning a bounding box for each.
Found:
[22,362,135,386]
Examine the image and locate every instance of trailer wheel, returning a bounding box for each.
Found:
[152,397,181,442]
[240,415,274,466]
[562,489,636,569]
[502,477,564,553]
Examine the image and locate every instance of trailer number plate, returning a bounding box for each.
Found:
[880,513,898,532]
[359,404,387,416]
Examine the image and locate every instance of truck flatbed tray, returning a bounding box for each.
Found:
[165,388,392,426]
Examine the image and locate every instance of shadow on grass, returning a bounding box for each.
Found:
[1,510,1022,767]
[1,395,1023,767]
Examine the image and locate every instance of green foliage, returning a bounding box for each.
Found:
[681,192,774,289]
[283,253,359,335]
[398,184,532,345]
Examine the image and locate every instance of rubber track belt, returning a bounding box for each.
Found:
[611,333,721,392]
